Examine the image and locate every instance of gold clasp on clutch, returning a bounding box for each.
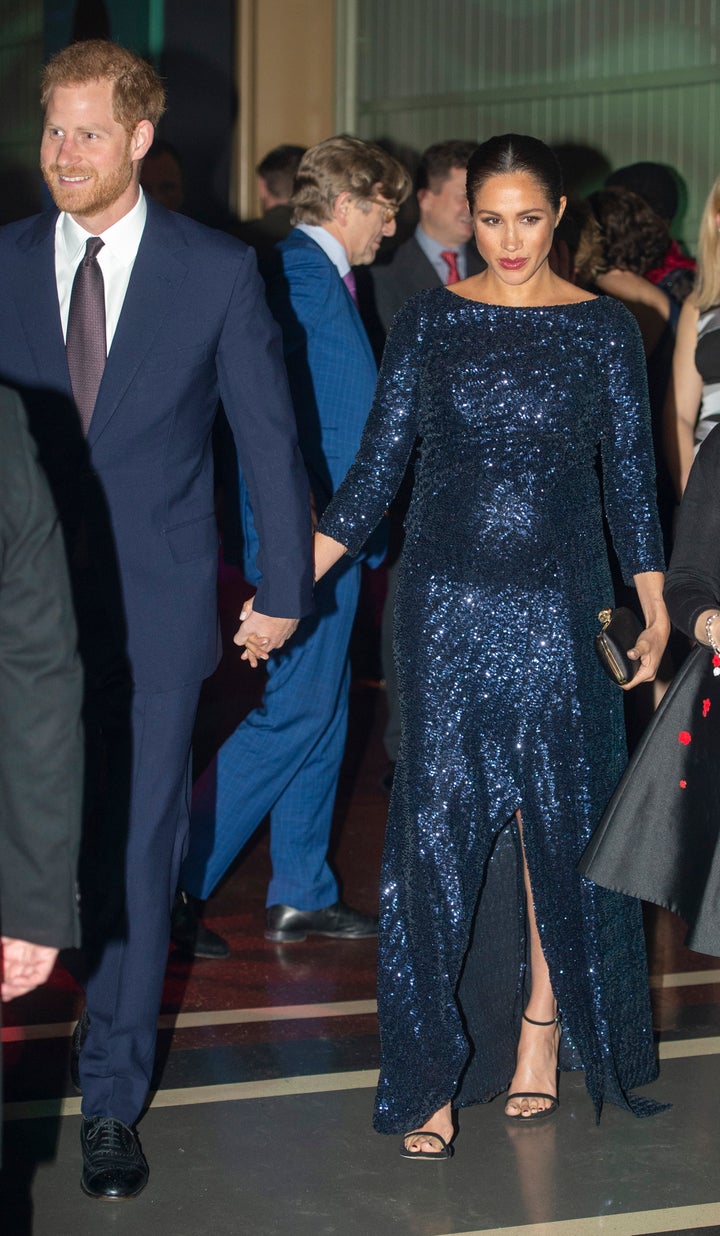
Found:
[598,608,612,630]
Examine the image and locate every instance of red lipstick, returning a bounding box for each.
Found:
[499,258,527,270]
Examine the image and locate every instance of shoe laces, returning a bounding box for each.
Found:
[85,1118,136,1161]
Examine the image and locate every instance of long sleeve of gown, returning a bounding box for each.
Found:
[318,295,424,555]
[598,299,666,582]
[664,425,720,638]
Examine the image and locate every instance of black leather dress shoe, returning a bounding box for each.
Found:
[70,1008,90,1093]
[170,890,230,959]
[265,901,378,942]
[80,1116,148,1200]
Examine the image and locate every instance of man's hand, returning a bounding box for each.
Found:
[233,596,299,668]
[1,937,58,1001]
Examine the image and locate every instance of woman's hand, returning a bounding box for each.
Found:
[624,570,671,690]
[234,595,266,668]
[623,619,670,690]
[233,594,298,668]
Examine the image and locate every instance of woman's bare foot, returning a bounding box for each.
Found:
[402,1102,454,1154]
[505,1011,560,1118]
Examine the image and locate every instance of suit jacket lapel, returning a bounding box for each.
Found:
[14,212,73,397]
[87,205,190,446]
[349,292,376,372]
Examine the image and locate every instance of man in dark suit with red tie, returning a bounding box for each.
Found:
[0,40,312,1200]
[371,140,484,332]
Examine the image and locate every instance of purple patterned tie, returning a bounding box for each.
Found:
[66,236,106,435]
[343,269,358,305]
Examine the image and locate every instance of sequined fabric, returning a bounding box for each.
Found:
[319,289,666,1132]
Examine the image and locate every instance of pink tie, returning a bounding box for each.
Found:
[440,250,460,286]
[343,270,358,305]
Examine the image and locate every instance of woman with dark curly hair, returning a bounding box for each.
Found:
[588,187,675,356]
[588,187,678,565]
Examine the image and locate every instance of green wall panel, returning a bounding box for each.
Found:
[348,0,720,248]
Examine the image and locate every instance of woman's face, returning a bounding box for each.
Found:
[471,171,565,285]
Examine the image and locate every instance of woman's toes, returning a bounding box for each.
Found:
[404,1133,434,1154]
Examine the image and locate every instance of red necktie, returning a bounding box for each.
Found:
[440,250,460,285]
[66,236,107,435]
[343,270,358,305]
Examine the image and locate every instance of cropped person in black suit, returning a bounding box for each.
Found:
[0,385,83,1158]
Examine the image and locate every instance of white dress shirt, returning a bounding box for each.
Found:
[54,189,148,351]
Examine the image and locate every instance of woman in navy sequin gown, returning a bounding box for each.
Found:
[311,136,670,1155]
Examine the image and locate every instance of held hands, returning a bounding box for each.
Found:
[233,595,299,669]
[1,938,59,1001]
[622,618,670,691]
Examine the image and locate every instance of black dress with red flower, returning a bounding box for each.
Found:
[320,290,669,1132]
[583,424,720,957]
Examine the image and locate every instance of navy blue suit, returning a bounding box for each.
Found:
[182,228,382,908]
[0,199,313,1123]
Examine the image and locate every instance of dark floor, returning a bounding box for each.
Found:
[3,566,720,1236]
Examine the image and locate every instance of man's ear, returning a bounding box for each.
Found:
[131,120,155,164]
[332,190,354,228]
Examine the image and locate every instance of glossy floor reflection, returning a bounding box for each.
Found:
[2,569,720,1234]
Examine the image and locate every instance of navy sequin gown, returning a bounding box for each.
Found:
[319,289,666,1132]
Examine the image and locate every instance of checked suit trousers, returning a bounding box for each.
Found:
[181,558,361,908]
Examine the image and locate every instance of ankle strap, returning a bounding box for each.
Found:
[522,1011,560,1026]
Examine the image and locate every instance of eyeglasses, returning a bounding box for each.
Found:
[364,197,399,224]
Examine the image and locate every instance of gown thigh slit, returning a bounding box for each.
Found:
[319,289,668,1133]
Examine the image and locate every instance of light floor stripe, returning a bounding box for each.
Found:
[3,1068,380,1122]
[4,1034,720,1122]
[4,1035,720,1122]
[436,1201,720,1235]
[6,970,720,1043]
[1,999,378,1043]
[6,1033,720,1121]
[650,968,720,988]
[658,1034,720,1059]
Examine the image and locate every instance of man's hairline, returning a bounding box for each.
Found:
[422,163,470,196]
[41,77,151,135]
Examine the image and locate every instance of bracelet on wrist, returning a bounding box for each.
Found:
[704,611,720,657]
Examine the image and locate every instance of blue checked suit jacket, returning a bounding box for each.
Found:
[240,228,385,582]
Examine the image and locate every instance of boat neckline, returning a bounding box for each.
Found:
[441,286,600,310]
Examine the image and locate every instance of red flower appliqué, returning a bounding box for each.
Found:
[679,780,687,789]
[703,698,712,718]
[678,731,692,745]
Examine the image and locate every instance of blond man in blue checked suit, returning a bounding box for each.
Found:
[181,138,410,945]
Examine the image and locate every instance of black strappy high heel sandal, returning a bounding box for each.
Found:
[505,1011,561,1121]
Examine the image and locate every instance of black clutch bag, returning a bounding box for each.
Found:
[594,607,643,685]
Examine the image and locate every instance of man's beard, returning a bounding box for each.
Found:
[41,154,134,220]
